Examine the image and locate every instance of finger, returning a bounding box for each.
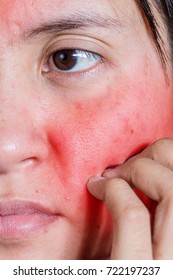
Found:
[152,198,173,259]
[103,158,173,259]
[132,138,173,170]
[87,177,152,259]
[103,157,173,201]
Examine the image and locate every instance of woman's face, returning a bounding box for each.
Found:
[0,0,173,259]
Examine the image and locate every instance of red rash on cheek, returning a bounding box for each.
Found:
[47,76,173,198]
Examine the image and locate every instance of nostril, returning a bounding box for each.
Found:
[21,157,37,162]
[21,157,38,163]
[20,157,38,167]
[0,133,48,173]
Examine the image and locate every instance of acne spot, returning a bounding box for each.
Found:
[75,102,84,111]
[131,129,134,134]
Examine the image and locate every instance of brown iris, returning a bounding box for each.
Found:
[52,50,78,71]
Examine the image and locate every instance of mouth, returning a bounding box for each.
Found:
[0,200,59,239]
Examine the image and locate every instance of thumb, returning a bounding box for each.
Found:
[87,176,107,200]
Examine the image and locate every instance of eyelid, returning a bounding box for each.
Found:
[43,62,104,86]
[43,34,109,53]
[41,36,107,76]
[37,33,116,80]
[40,34,109,66]
[42,49,104,79]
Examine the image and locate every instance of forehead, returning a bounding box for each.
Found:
[0,0,64,32]
[0,0,142,40]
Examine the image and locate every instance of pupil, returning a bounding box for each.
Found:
[53,50,77,71]
[59,53,67,62]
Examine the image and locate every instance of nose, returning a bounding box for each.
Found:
[0,43,49,174]
[0,102,48,174]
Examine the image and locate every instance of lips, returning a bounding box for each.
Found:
[0,201,59,238]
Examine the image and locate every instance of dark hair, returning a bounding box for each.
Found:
[138,0,173,69]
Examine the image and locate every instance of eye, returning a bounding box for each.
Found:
[48,49,102,73]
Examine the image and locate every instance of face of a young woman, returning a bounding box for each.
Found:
[0,0,173,259]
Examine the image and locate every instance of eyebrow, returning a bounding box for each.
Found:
[26,11,124,38]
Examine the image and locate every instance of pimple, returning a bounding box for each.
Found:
[122,119,134,134]
[75,102,85,111]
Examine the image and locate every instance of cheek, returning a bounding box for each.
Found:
[47,76,173,196]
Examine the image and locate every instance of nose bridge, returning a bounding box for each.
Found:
[0,60,28,125]
[0,72,48,174]
[0,48,21,106]
[0,44,33,129]
[0,97,33,137]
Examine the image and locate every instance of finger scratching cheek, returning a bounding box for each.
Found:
[114,157,173,201]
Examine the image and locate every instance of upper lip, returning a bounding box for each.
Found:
[0,200,57,216]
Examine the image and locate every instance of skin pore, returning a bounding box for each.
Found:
[0,0,173,259]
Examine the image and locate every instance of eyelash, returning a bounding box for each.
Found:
[42,47,105,79]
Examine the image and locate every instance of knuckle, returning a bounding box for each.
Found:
[150,138,172,159]
[130,157,147,170]
[129,158,147,182]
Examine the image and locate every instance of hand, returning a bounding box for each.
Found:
[87,138,173,259]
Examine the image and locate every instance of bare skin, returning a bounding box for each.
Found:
[88,139,173,259]
[0,0,173,259]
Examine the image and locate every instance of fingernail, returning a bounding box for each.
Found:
[88,175,105,184]
[102,169,115,176]
[102,168,118,178]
